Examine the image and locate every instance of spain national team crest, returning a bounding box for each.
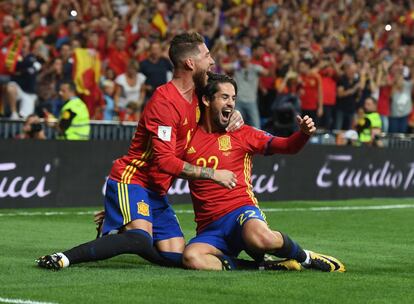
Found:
[137,201,150,216]
[218,135,232,151]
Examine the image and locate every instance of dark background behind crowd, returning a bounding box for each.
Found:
[1,0,414,139]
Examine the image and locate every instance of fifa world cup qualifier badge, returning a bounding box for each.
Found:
[137,201,150,216]
[158,126,172,141]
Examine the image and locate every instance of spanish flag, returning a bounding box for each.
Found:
[73,48,101,95]
[152,12,168,37]
[73,48,104,117]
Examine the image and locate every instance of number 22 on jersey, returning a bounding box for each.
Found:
[196,156,219,169]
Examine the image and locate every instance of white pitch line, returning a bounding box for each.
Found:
[0,204,414,217]
[258,204,414,212]
[0,297,58,304]
[0,211,96,217]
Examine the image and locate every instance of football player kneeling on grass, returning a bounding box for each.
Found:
[181,73,345,272]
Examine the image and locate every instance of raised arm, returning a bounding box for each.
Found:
[264,115,315,155]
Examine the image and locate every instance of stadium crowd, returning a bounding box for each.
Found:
[1,0,414,140]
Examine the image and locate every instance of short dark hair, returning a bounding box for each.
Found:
[199,72,237,113]
[60,80,77,93]
[168,32,204,67]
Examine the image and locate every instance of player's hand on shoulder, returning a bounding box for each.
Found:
[296,115,316,136]
[226,110,244,132]
[213,169,238,189]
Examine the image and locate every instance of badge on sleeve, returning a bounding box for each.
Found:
[62,110,71,120]
[158,126,172,141]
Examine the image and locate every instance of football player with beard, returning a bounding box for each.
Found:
[182,73,345,272]
[37,33,244,270]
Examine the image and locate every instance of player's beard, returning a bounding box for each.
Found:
[193,69,208,99]
[212,108,229,131]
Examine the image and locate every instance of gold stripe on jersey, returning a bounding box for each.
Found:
[126,166,137,184]
[142,138,154,161]
[184,129,192,149]
[146,148,154,160]
[243,154,267,223]
[129,138,154,182]
[244,154,259,206]
[117,183,128,224]
[121,138,154,184]
[121,159,137,184]
[126,161,146,184]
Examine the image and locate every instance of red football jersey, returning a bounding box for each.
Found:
[300,73,320,110]
[184,125,272,232]
[110,81,199,195]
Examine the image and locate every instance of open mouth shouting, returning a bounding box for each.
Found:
[220,107,233,125]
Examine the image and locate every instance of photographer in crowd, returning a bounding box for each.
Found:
[16,114,46,140]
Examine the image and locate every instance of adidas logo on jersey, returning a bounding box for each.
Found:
[187,146,196,154]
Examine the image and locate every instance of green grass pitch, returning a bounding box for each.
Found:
[0,199,413,304]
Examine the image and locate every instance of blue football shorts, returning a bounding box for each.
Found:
[188,205,267,257]
[101,178,183,242]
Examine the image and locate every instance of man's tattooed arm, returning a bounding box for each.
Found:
[179,162,214,180]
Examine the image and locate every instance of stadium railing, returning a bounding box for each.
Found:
[0,118,137,140]
[310,129,414,148]
[1,118,413,147]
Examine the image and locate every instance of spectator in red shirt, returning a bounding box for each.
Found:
[252,43,277,123]
[298,59,323,124]
[0,14,20,75]
[86,30,106,60]
[107,34,130,76]
[376,60,393,133]
[0,14,15,47]
[0,14,17,114]
[318,54,340,130]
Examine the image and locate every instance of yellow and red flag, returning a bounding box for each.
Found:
[73,48,101,95]
[0,34,23,74]
[73,48,104,117]
[152,12,168,37]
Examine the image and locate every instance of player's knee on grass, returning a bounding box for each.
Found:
[183,249,200,269]
[183,245,222,270]
[183,247,208,269]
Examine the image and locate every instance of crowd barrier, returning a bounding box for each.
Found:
[0,118,137,141]
[1,140,413,208]
[1,118,413,148]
